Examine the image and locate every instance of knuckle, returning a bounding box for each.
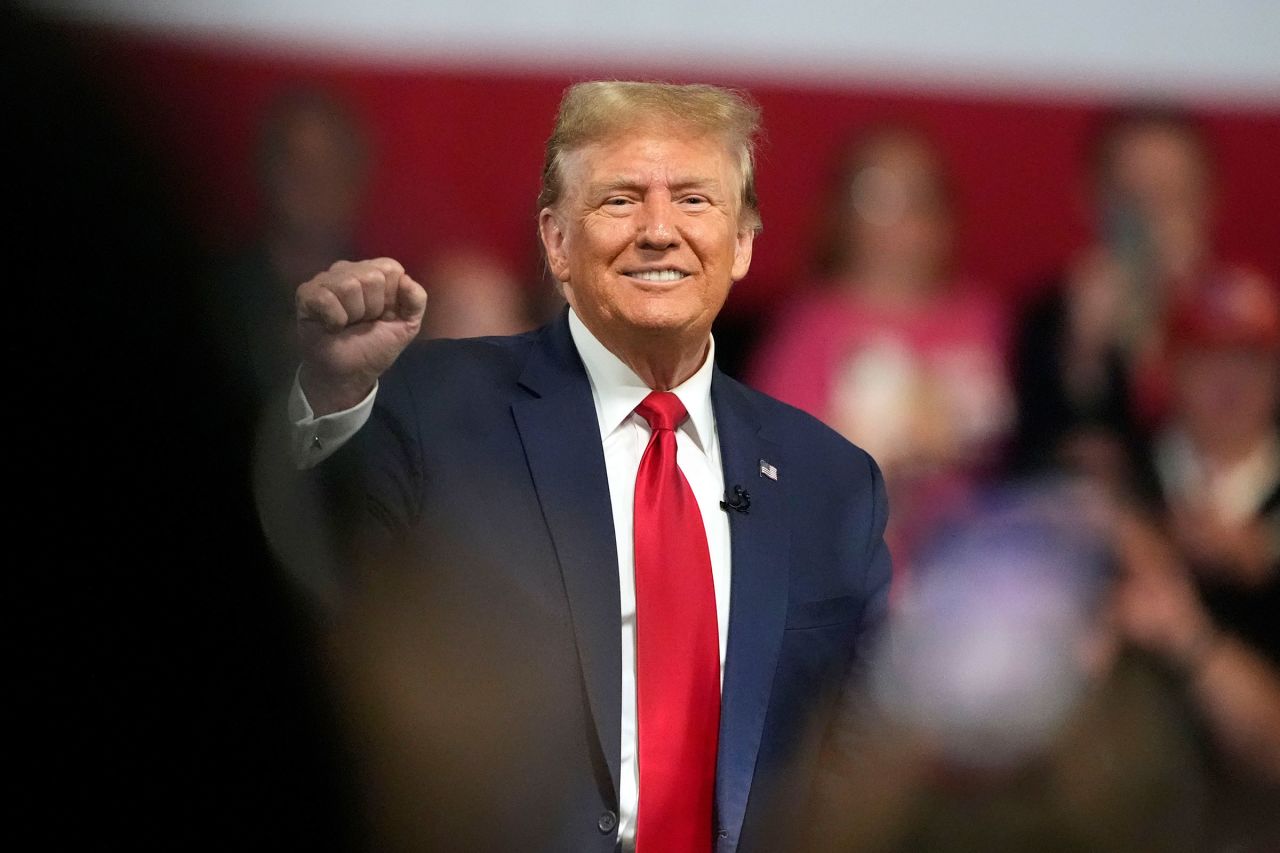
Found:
[372,256,405,274]
[298,285,328,309]
[331,275,362,296]
[300,273,328,293]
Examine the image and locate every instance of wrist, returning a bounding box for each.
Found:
[299,363,377,416]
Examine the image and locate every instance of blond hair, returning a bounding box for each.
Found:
[538,81,763,231]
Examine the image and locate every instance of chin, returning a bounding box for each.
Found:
[619,303,702,336]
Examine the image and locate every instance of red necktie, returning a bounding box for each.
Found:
[633,391,720,852]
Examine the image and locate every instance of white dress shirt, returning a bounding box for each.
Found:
[290,309,732,850]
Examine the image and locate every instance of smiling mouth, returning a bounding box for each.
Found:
[624,269,689,283]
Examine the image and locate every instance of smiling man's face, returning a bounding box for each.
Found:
[539,125,755,352]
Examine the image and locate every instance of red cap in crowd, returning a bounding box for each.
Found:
[1167,267,1280,354]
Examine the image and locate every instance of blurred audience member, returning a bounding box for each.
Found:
[1113,269,1280,847]
[1151,269,1280,629]
[416,246,546,340]
[211,87,370,404]
[804,488,1209,852]
[749,125,1012,565]
[1012,107,1227,485]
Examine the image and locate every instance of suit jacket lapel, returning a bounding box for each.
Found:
[712,371,790,851]
[510,313,622,801]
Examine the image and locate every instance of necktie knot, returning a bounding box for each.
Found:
[636,391,688,433]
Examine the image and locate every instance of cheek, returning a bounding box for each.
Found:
[698,226,742,266]
[1184,369,1266,417]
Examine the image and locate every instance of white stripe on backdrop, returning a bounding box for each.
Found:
[26,0,1280,105]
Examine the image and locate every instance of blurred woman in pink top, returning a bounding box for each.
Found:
[750,126,1013,572]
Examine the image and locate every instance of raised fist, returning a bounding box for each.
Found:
[296,257,427,414]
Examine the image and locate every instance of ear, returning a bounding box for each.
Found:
[538,208,572,283]
[730,225,756,283]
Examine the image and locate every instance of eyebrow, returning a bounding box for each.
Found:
[586,176,724,197]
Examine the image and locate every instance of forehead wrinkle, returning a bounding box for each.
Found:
[588,175,648,195]
[558,135,744,217]
[669,176,726,195]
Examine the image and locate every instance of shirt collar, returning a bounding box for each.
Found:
[1156,428,1280,524]
[568,307,716,451]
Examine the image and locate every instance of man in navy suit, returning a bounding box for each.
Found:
[289,81,891,852]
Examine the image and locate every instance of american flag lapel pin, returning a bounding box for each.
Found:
[759,459,778,480]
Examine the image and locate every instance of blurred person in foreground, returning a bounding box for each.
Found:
[211,88,370,406]
[1114,269,1280,846]
[1012,106,1238,487]
[8,10,356,844]
[276,81,891,852]
[803,488,1213,852]
[749,125,1012,569]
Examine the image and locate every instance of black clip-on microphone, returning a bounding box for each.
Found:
[720,485,751,514]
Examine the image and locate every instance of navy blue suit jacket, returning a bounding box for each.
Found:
[316,310,891,851]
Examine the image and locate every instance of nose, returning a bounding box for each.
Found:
[635,195,679,250]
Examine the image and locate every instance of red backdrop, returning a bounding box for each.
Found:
[73,27,1280,318]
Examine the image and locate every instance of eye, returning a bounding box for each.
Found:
[680,195,710,207]
[604,196,635,207]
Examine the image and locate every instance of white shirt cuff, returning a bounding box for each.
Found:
[289,371,378,469]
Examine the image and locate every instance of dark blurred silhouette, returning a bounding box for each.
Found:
[749,125,1012,568]
[210,87,371,407]
[10,11,356,848]
[1011,107,1236,488]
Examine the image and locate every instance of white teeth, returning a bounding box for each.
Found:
[629,270,686,282]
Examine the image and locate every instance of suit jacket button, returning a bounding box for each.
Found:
[597,810,617,833]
